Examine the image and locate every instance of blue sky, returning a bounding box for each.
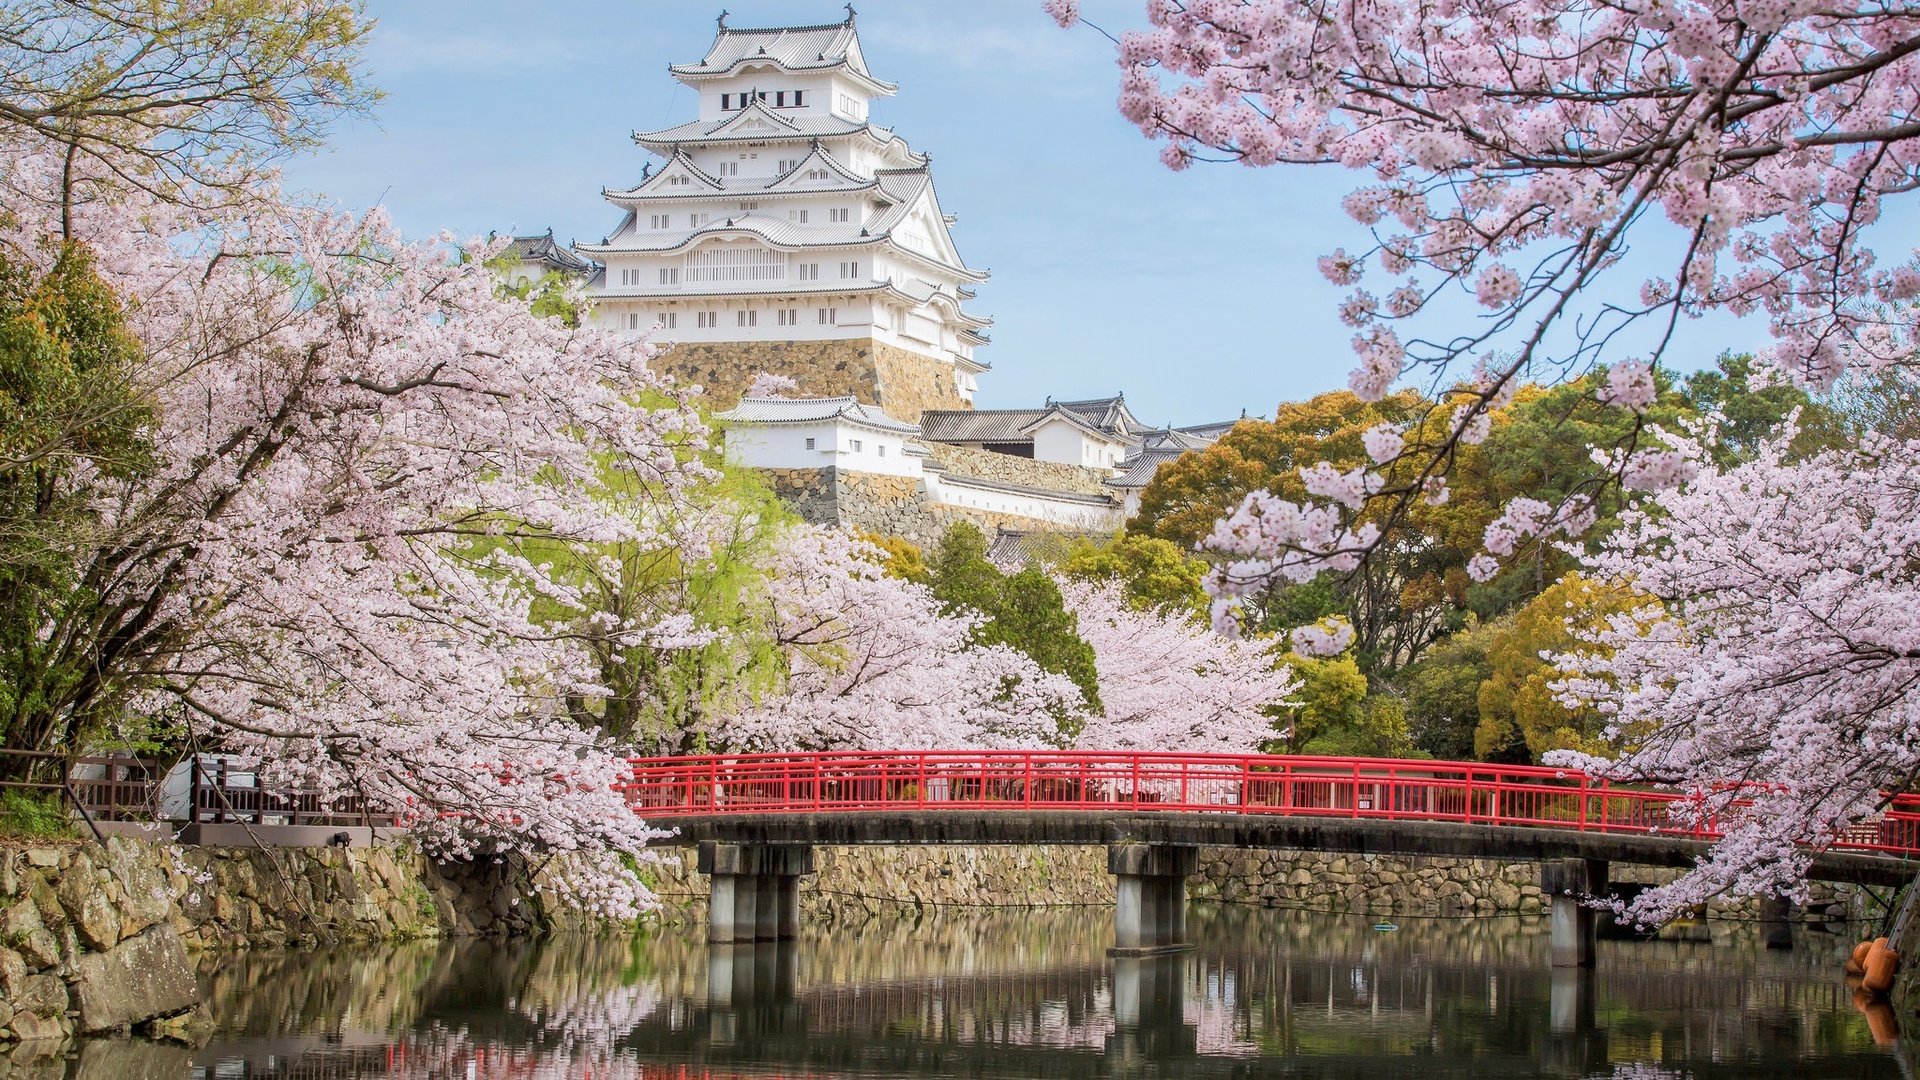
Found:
[281,1,1889,425]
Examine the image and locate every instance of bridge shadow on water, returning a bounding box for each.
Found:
[163,904,1909,1080]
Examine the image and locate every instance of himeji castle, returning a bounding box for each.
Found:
[578,9,989,421]
[521,9,1246,545]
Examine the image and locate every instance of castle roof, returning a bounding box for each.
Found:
[1106,448,1187,490]
[670,14,896,95]
[633,114,912,156]
[718,395,919,434]
[499,230,596,276]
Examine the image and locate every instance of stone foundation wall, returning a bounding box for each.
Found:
[656,337,967,421]
[642,843,1871,927]
[755,466,1096,548]
[872,340,970,421]
[0,837,606,1044]
[642,845,1115,931]
[926,443,1114,496]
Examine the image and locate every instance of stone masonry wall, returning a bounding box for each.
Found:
[0,837,607,1044]
[656,337,967,421]
[757,466,1096,549]
[925,443,1114,496]
[872,340,970,422]
[643,844,1870,928]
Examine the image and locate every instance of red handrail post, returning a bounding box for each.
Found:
[1463,769,1474,825]
[1350,762,1359,819]
[708,758,719,811]
[1579,773,1589,832]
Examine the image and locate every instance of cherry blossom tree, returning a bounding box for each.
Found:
[1059,578,1297,753]
[1547,426,1920,920]
[0,135,715,916]
[721,527,1084,752]
[1051,0,1920,599]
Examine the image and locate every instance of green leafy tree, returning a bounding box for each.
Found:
[1402,621,1498,761]
[929,522,1101,715]
[1056,532,1206,615]
[0,244,154,758]
[1679,352,1847,463]
[0,0,376,206]
[1270,651,1367,754]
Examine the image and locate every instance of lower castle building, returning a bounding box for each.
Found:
[717,394,1231,545]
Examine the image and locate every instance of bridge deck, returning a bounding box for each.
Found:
[626,751,1920,885]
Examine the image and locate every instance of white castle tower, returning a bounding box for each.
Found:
[578,9,990,420]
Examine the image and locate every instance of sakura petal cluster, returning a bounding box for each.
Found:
[1546,429,1920,921]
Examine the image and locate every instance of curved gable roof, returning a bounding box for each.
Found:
[670,19,897,94]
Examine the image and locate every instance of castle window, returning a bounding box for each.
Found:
[807,169,828,181]
[659,312,677,329]
[649,214,670,229]
[776,308,797,326]
[877,444,887,458]
[697,311,718,328]
[627,313,640,329]
[817,307,836,324]
[798,263,819,280]
[736,309,757,327]
[717,161,738,177]
[793,91,805,107]
[789,209,809,223]
[778,159,796,173]
[619,268,640,287]
[850,439,862,453]
[830,208,850,223]
[838,261,859,279]
[657,268,679,285]
[805,437,816,450]
[775,91,787,107]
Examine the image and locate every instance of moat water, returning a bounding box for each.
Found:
[83,905,1914,1078]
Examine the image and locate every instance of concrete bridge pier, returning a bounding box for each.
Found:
[1544,858,1609,967]
[1109,844,1198,955]
[698,841,815,943]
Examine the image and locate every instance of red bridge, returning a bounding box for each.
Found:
[623,750,1920,960]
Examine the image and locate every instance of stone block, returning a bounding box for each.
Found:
[69,925,197,1034]
[56,872,121,951]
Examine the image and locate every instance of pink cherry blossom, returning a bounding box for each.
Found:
[1059,579,1298,753]
[1549,427,1920,920]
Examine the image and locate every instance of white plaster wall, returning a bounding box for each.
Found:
[723,422,922,479]
[1031,421,1092,468]
[927,475,1122,530]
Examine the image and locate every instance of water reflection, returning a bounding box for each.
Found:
[133,906,1910,1079]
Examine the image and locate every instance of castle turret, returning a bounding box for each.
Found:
[577,10,989,419]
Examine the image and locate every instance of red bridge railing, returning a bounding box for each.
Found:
[622,751,1920,858]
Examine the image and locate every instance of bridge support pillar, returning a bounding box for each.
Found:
[698,842,814,944]
[1544,858,1608,967]
[1109,844,1198,956]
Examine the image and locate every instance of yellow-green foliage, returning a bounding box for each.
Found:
[1474,572,1641,761]
[858,532,929,584]
[1056,533,1207,615]
[1272,651,1368,754]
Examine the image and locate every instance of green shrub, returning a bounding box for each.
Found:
[0,790,76,840]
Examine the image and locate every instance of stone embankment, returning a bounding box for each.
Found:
[0,836,595,1045]
[1,836,1880,1049]
[644,844,1869,925]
